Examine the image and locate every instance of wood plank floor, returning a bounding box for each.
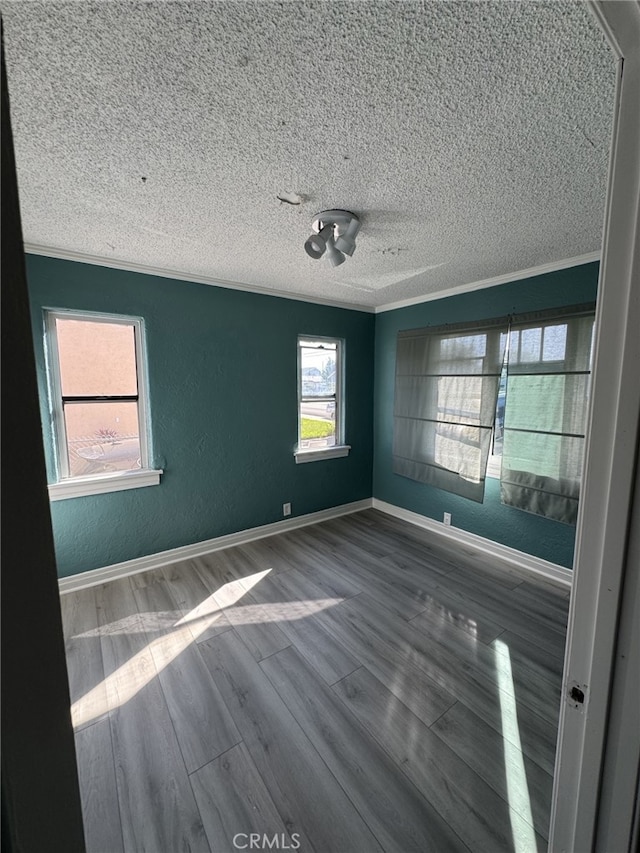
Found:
[60,509,569,853]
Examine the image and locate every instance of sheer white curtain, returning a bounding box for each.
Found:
[499,305,595,524]
[393,318,509,501]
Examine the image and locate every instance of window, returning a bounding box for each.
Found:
[393,303,595,523]
[393,318,508,501]
[295,337,350,463]
[499,309,595,524]
[488,322,572,478]
[45,310,161,500]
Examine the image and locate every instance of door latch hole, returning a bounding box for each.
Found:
[569,685,585,704]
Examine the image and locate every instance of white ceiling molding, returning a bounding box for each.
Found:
[23,243,375,313]
[25,242,600,315]
[374,252,601,313]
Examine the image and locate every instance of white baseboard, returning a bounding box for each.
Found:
[58,499,373,594]
[372,498,572,588]
[58,495,572,594]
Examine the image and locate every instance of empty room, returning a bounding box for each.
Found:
[2,2,639,853]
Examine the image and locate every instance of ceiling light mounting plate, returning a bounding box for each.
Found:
[311,209,359,236]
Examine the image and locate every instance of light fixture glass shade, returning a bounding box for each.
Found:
[325,236,346,267]
[304,223,334,260]
[304,235,325,259]
[335,217,360,256]
[334,236,356,256]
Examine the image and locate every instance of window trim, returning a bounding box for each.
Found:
[294,445,351,464]
[295,335,350,462]
[48,468,162,501]
[44,308,161,496]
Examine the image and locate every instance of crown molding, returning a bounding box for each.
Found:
[24,242,600,316]
[23,243,375,314]
[374,251,601,313]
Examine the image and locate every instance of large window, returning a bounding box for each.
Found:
[393,304,595,523]
[499,309,595,524]
[45,310,160,500]
[295,337,349,463]
[393,318,508,501]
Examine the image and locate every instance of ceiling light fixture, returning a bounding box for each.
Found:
[304,210,360,266]
[325,235,346,267]
[334,215,361,256]
[304,223,334,259]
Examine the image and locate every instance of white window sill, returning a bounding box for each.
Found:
[48,469,163,501]
[294,445,351,464]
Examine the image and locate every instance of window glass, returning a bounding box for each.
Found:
[542,324,568,362]
[47,312,147,480]
[56,319,137,396]
[64,402,141,477]
[519,327,542,363]
[487,317,591,481]
[298,338,341,451]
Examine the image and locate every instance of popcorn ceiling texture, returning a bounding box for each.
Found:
[3,1,615,308]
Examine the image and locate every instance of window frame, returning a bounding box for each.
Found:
[44,308,161,500]
[294,335,350,463]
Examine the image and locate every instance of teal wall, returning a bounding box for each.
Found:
[27,255,375,577]
[373,263,599,568]
[27,255,598,577]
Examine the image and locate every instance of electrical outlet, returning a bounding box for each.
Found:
[443,512,452,525]
[283,502,292,517]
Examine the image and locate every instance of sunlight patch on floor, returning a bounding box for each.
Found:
[71,569,341,728]
[71,569,270,727]
[214,598,342,624]
[75,611,182,637]
[494,638,538,852]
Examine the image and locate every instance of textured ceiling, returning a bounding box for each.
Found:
[3,1,615,309]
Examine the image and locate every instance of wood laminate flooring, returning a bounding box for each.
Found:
[61,509,569,853]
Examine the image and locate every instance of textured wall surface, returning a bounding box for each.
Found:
[27,255,374,577]
[373,262,600,568]
[28,254,598,576]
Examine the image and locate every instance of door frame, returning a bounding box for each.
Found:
[549,3,640,851]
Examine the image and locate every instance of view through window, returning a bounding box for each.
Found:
[394,305,594,521]
[393,319,507,501]
[298,338,341,451]
[49,313,145,478]
[487,320,589,479]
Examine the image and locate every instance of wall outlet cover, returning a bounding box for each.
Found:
[283,502,292,516]
[443,512,452,525]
